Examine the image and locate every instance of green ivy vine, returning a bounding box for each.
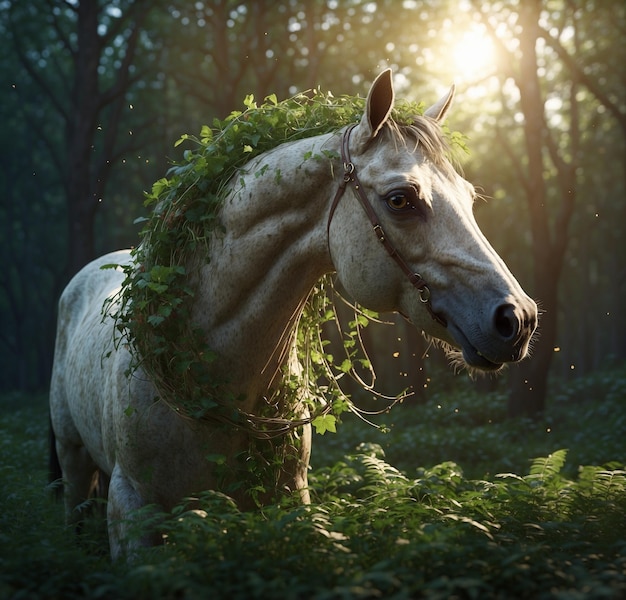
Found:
[102,87,458,437]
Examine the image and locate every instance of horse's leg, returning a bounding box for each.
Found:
[95,470,110,499]
[48,417,64,500]
[107,463,162,560]
[54,438,100,531]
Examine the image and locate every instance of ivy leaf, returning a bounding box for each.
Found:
[146,282,168,293]
[174,133,190,148]
[205,453,227,465]
[243,94,256,109]
[200,124,213,142]
[338,359,352,374]
[312,414,337,435]
[147,314,165,327]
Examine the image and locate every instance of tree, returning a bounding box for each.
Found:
[0,83,65,389]
[1,0,174,390]
[470,0,626,416]
[6,0,164,278]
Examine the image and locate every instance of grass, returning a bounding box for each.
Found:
[1,365,625,599]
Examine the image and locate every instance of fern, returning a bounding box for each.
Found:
[528,448,568,481]
[583,468,626,500]
[3,388,626,599]
[357,454,409,492]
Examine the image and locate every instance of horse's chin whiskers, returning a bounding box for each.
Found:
[423,333,507,379]
[422,334,464,372]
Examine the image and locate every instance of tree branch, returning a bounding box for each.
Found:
[44,0,77,59]
[538,24,626,134]
[8,11,70,122]
[62,0,78,12]
[494,124,530,196]
[98,12,146,108]
[99,0,147,48]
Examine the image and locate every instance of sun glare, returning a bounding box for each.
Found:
[451,26,495,83]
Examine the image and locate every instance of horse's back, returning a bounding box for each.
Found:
[50,250,132,474]
[55,250,130,342]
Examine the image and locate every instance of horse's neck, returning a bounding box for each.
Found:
[192,133,338,408]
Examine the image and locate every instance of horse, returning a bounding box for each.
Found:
[49,69,537,559]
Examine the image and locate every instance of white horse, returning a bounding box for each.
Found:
[49,69,537,558]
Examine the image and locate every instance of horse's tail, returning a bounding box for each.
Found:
[48,416,63,501]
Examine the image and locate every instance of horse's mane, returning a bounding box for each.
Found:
[104,88,463,436]
[387,116,454,164]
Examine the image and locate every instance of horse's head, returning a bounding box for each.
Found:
[328,69,537,371]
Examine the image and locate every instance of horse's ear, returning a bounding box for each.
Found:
[424,84,455,122]
[353,69,395,153]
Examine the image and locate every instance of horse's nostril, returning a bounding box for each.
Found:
[494,304,518,340]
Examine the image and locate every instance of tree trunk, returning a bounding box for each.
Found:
[62,1,147,277]
[507,1,556,418]
[508,268,559,418]
[63,1,101,276]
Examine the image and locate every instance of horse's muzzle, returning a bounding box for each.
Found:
[446,298,538,370]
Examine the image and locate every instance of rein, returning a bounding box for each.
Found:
[327,124,448,328]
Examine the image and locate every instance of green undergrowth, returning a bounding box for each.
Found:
[312,364,626,480]
[1,365,625,599]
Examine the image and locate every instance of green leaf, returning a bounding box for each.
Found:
[146,282,168,293]
[338,359,352,374]
[312,414,337,435]
[147,314,165,327]
[529,449,568,479]
[174,133,190,147]
[205,453,227,465]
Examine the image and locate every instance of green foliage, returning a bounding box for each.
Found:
[313,362,626,482]
[103,87,436,435]
[2,366,626,598]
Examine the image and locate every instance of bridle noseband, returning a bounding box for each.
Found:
[327,124,447,328]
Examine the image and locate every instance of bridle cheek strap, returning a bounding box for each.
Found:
[327,125,447,328]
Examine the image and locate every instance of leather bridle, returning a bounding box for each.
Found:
[327,124,447,328]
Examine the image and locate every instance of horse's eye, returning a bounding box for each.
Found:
[385,192,412,212]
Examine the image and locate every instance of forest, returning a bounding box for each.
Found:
[1,1,625,597]
[1,0,625,416]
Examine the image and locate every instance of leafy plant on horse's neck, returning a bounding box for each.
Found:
[102,88,467,437]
